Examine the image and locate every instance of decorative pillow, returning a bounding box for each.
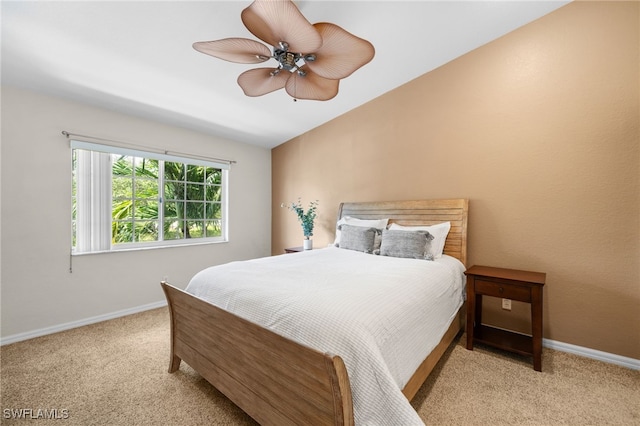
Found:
[338,225,379,254]
[379,229,435,260]
[388,222,451,259]
[334,216,389,249]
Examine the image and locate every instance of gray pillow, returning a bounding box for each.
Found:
[338,224,379,254]
[379,229,435,260]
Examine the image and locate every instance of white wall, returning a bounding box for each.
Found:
[0,86,272,340]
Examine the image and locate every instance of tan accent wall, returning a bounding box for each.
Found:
[272,1,639,359]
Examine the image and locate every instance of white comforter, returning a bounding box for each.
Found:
[186,247,466,426]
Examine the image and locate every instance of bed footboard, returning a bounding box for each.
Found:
[161,282,354,426]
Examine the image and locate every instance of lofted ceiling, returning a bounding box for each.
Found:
[1,1,569,149]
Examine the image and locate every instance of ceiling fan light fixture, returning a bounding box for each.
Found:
[194,0,375,101]
[281,51,299,70]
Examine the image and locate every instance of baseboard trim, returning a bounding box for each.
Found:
[0,300,167,346]
[2,306,638,371]
[543,338,639,370]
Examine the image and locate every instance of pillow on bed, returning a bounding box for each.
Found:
[334,217,389,249]
[338,225,379,254]
[379,229,435,260]
[388,222,451,259]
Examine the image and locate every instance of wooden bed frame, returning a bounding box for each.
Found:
[161,198,469,425]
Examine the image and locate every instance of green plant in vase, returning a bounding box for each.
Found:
[283,198,318,250]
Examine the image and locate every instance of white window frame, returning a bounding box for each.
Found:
[71,140,229,254]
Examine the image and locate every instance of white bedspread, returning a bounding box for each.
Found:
[186,247,466,426]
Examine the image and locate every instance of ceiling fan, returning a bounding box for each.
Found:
[193,0,375,101]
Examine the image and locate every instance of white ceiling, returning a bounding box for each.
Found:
[1,1,569,149]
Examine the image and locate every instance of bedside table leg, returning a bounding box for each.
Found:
[474,294,483,329]
[466,276,475,350]
[466,305,474,350]
[531,286,543,371]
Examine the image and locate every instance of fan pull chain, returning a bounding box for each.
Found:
[293,74,298,102]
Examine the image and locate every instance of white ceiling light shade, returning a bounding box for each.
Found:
[193,0,375,101]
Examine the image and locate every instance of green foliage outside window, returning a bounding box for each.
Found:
[111,156,222,244]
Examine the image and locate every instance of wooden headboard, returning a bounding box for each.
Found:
[337,199,469,266]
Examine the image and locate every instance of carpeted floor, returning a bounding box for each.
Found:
[1,307,638,425]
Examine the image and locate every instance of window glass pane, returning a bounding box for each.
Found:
[185,202,204,220]
[206,202,221,219]
[136,158,159,178]
[187,164,204,183]
[164,162,185,181]
[113,199,133,220]
[135,178,158,199]
[135,221,158,242]
[186,183,204,201]
[133,157,158,200]
[113,177,133,199]
[113,155,134,177]
[164,220,183,240]
[206,168,222,185]
[206,220,222,237]
[187,221,204,239]
[164,181,183,200]
[135,201,158,220]
[113,221,133,244]
[164,201,182,219]
[205,185,221,202]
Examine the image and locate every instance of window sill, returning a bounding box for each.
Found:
[71,239,228,256]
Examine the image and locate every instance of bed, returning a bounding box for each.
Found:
[161,198,469,425]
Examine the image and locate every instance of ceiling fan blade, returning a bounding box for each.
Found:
[285,69,339,101]
[237,67,290,97]
[193,38,271,64]
[305,23,375,80]
[241,0,322,53]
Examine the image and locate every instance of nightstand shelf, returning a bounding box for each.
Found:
[473,324,533,357]
[465,265,546,371]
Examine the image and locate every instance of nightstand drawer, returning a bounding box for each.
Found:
[475,279,531,302]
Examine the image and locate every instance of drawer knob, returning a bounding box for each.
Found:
[499,287,504,293]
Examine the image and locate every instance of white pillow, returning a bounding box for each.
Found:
[388,222,451,259]
[334,216,389,246]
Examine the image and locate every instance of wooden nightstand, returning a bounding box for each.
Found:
[284,246,304,253]
[465,265,546,371]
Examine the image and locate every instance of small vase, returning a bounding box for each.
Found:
[303,239,313,250]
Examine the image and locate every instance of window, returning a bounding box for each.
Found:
[71,140,228,253]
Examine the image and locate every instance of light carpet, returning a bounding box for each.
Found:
[1,308,638,425]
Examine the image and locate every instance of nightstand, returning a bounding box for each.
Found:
[284,246,304,253]
[465,265,546,371]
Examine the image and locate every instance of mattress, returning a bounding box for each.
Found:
[186,247,466,425]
